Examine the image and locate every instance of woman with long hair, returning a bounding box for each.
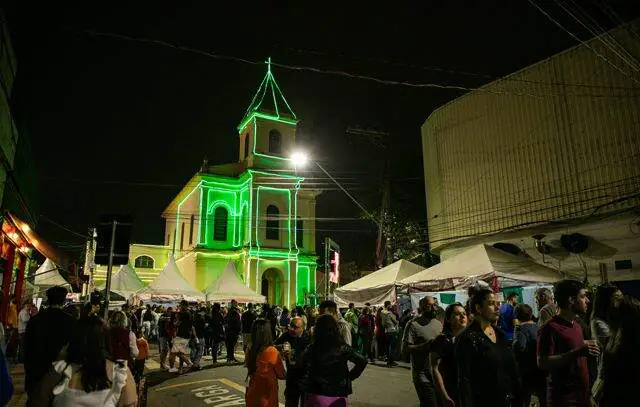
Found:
[590,285,622,349]
[51,317,137,406]
[594,295,640,406]
[299,314,367,407]
[429,302,467,407]
[245,319,286,407]
[108,311,139,373]
[590,284,622,397]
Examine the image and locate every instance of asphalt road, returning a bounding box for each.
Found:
[146,359,420,407]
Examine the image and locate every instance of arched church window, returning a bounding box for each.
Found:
[296,218,304,248]
[134,255,154,269]
[266,205,280,240]
[269,130,282,154]
[213,206,229,242]
[244,133,250,159]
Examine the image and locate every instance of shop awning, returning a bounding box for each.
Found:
[4,212,65,266]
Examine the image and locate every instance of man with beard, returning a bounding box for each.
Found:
[456,288,522,407]
[537,280,600,407]
[404,296,443,407]
[275,317,310,407]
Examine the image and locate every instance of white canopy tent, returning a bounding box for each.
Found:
[399,244,562,291]
[204,262,266,303]
[137,256,205,302]
[334,259,424,307]
[34,258,70,288]
[97,264,145,299]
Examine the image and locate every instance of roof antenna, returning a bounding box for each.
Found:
[201,157,209,172]
[266,56,272,75]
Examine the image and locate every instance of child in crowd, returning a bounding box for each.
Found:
[134,330,149,384]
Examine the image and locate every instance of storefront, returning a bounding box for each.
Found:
[0,211,62,324]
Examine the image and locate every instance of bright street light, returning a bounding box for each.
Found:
[290,151,379,226]
[290,151,309,167]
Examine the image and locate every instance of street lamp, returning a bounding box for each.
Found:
[290,151,309,168]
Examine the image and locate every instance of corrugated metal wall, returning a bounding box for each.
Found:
[424,20,640,252]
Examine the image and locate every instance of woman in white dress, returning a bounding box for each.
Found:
[52,317,138,407]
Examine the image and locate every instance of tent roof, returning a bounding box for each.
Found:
[337,259,424,292]
[399,244,561,287]
[137,256,204,300]
[97,264,145,298]
[34,258,70,287]
[204,262,266,303]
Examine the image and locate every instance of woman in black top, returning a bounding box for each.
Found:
[298,314,367,407]
[455,289,522,407]
[429,302,467,407]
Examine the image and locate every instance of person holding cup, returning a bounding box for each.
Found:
[275,317,310,407]
[537,280,600,407]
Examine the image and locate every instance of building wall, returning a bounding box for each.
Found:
[423,20,640,253]
[94,244,170,285]
[0,10,18,206]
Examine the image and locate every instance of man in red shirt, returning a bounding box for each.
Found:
[537,280,599,407]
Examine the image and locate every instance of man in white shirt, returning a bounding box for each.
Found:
[18,302,32,362]
[319,300,352,346]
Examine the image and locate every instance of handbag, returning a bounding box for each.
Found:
[26,362,69,407]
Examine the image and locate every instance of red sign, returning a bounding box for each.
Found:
[329,251,340,284]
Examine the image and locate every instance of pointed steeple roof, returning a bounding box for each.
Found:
[238,57,297,130]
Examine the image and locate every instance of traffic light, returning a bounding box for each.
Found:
[95,215,132,266]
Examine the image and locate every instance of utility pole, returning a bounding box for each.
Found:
[83,227,96,300]
[102,220,117,318]
[347,126,391,267]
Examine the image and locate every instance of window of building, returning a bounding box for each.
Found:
[189,214,194,245]
[244,133,250,159]
[266,205,280,240]
[134,255,154,269]
[180,222,185,251]
[213,206,229,242]
[296,218,304,248]
[268,130,281,154]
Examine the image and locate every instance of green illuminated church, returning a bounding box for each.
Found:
[161,61,319,307]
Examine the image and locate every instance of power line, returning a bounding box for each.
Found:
[40,215,88,240]
[526,0,640,85]
[64,27,639,98]
[556,0,640,72]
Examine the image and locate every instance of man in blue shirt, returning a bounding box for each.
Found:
[499,292,518,341]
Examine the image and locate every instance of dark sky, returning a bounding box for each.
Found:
[5,1,639,268]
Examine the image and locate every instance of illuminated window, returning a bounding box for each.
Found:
[244,133,250,159]
[296,218,303,248]
[269,130,281,154]
[266,205,280,240]
[134,255,154,269]
[213,206,229,242]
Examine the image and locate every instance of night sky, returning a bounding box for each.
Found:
[5,1,639,268]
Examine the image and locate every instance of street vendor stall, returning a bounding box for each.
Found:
[399,244,561,312]
[136,256,205,303]
[399,244,561,290]
[204,262,266,304]
[97,264,144,300]
[334,259,424,307]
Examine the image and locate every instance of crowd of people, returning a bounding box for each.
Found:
[1,278,639,407]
